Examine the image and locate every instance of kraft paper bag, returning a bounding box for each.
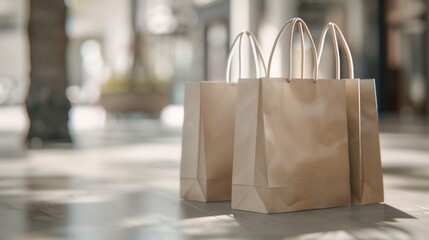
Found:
[232,18,351,213]
[180,31,266,202]
[317,22,384,205]
[180,82,236,202]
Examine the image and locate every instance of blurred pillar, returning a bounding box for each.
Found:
[26,0,71,145]
[130,0,146,88]
[229,0,263,79]
[258,0,297,77]
[379,0,393,113]
[103,0,132,77]
[426,1,429,117]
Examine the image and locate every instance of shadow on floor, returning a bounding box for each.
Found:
[231,204,414,239]
[179,200,415,240]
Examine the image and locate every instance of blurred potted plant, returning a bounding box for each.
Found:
[98,0,171,116]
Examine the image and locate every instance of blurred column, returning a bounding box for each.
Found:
[268,1,298,77]
[26,0,71,145]
[229,1,299,79]
[427,1,429,117]
[229,0,262,80]
[103,0,133,77]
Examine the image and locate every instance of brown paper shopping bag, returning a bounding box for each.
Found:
[232,18,351,213]
[318,23,384,205]
[180,31,266,202]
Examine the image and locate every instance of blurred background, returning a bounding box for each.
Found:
[0,0,427,147]
[0,1,428,239]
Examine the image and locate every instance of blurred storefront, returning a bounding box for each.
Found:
[228,0,428,118]
[0,0,428,131]
[383,0,428,116]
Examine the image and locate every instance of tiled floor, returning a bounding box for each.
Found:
[0,119,428,240]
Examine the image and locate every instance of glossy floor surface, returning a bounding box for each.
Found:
[0,118,429,240]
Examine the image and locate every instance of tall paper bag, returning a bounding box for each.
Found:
[181,31,266,202]
[232,18,351,213]
[317,22,384,205]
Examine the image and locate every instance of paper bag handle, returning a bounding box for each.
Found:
[226,30,267,83]
[267,18,318,82]
[317,22,354,79]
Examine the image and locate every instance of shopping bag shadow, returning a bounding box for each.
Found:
[179,200,232,219]
[232,203,415,239]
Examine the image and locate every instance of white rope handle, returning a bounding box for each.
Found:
[226,30,267,83]
[317,22,354,79]
[267,18,319,82]
[297,21,305,79]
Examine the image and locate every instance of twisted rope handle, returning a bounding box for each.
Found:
[317,22,354,79]
[226,30,267,83]
[267,18,319,82]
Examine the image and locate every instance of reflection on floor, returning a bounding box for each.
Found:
[0,119,428,240]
